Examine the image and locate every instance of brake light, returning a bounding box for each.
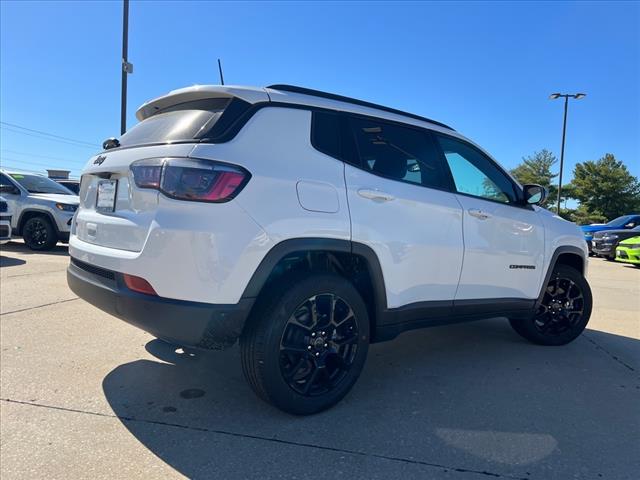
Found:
[130,158,250,203]
[131,163,162,188]
[123,273,157,296]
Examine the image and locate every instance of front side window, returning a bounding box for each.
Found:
[436,135,517,203]
[349,117,448,190]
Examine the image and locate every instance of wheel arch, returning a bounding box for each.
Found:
[17,209,60,236]
[536,246,586,306]
[241,238,388,341]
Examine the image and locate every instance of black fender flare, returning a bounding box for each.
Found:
[17,209,61,237]
[240,237,389,314]
[535,245,587,307]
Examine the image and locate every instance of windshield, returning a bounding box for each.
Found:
[118,98,230,148]
[606,215,637,227]
[9,173,74,195]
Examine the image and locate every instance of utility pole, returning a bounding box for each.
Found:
[120,0,133,135]
[218,58,225,85]
[549,92,586,215]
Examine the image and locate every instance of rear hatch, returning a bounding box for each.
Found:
[75,86,268,252]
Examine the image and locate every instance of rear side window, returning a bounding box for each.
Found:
[348,116,449,190]
[119,98,231,147]
[311,111,341,159]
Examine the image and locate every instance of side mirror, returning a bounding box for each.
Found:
[0,184,19,195]
[522,184,547,205]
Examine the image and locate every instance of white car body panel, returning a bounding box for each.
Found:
[192,107,351,245]
[453,195,545,300]
[538,207,589,278]
[345,164,464,308]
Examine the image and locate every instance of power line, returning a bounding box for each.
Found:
[0,125,99,150]
[0,121,100,148]
[0,157,81,172]
[1,149,85,164]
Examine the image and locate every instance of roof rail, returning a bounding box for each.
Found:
[267,84,454,131]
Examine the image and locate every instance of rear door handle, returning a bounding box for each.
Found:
[357,189,395,202]
[468,208,491,220]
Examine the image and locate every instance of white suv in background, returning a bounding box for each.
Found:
[0,170,79,250]
[0,196,12,244]
[68,84,591,415]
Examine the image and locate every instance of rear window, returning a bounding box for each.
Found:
[118,98,231,147]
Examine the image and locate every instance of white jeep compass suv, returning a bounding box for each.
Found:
[68,84,592,415]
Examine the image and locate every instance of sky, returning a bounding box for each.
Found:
[1,0,638,181]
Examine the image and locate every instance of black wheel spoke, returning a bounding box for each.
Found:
[280,345,309,355]
[279,292,359,397]
[301,367,321,395]
[535,274,586,337]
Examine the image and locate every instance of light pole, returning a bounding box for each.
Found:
[121,0,133,135]
[549,92,586,215]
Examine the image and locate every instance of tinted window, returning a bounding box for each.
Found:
[119,98,230,147]
[349,117,448,189]
[311,111,341,160]
[606,215,640,228]
[9,173,74,195]
[59,181,80,194]
[436,135,517,203]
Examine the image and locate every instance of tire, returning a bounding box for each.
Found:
[605,254,616,261]
[240,273,370,415]
[22,216,58,251]
[509,264,592,346]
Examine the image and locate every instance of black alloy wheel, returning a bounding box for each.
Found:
[23,216,58,251]
[509,264,592,346]
[279,293,359,397]
[240,273,370,415]
[534,275,585,336]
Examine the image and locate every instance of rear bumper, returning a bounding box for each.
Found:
[67,258,254,350]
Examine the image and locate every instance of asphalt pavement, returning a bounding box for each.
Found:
[1,240,638,479]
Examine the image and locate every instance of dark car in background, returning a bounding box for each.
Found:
[592,225,640,260]
[55,179,80,194]
[581,214,640,253]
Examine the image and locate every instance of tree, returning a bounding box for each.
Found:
[570,153,640,221]
[510,149,558,207]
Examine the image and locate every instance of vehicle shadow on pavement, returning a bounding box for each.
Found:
[0,241,69,256]
[102,319,639,480]
[0,255,26,267]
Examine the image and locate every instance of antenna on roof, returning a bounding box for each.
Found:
[217,58,225,85]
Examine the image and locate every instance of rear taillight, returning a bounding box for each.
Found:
[131,157,250,203]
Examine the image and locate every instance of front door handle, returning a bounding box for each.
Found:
[468,208,491,220]
[357,189,395,202]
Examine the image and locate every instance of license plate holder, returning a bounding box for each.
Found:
[96,180,117,212]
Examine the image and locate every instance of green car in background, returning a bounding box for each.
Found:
[615,236,640,267]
